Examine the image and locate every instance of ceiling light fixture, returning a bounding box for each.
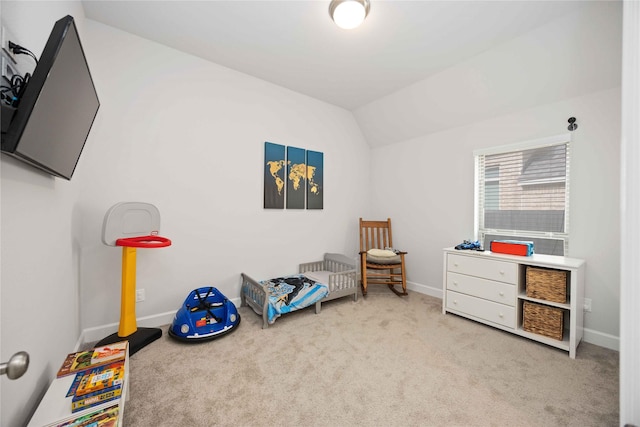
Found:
[329,0,370,30]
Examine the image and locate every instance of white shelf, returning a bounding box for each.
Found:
[27,345,129,427]
[516,327,571,351]
[518,293,571,310]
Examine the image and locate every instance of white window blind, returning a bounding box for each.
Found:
[475,134,571,256]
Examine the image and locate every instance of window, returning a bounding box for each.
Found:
[475,134,571,256]
[484,166,500,210]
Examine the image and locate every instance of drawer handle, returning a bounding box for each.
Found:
[499,292,504,296]
[453,300,458,305]
[454,263,459,267]
[499,270,505,275]
[499,312,504,318]
[453,281,458,286]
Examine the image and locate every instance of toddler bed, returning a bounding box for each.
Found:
[240,253,358,329]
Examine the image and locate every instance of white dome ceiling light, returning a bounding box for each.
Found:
[329,0,371,30]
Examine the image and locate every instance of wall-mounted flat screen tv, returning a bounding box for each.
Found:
[1,15,99,180]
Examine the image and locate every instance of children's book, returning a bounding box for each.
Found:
[76,361,125,397]
[65,361,125,397]
[66,372,85,398]
[53,403,119,427]
[71,385,122,413]
[57,341,127,378]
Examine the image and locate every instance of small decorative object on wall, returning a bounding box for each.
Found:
[264,142,286,209]
[286,146,306,209]
[306,150,323,210]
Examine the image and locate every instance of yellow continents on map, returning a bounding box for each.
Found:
[267,160,319,196]
[267,160,285,195]
[307,166,319,195]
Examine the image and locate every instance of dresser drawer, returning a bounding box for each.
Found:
[447,253,517,284]
[446,272,515,306]
[446,290,515,329]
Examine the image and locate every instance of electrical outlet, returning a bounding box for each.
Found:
[584,298,592,312]
[2,52,17,83]
[136,289,146,302]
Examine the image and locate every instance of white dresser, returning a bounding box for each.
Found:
[442,247,585,358]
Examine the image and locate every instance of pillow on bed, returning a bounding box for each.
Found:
[304,270,330,284]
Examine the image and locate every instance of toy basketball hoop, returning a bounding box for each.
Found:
[96,202,172,355]
[115,235,171,248]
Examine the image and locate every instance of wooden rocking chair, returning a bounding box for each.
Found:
[359,218,408,296]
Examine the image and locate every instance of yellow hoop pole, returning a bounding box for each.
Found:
[118,246,138,337]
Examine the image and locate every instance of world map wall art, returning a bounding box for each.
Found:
[264,141,323,210]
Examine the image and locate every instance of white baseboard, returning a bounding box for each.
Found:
[80,311,175,344]
[407,280,442,299]
[81,290,619,353]
[407,282,620,353]
[583,328,619,352]
[80,297,242,345]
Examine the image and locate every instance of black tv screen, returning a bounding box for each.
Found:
[1,15,99,180]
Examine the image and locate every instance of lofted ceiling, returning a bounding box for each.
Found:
[81,0,581,111]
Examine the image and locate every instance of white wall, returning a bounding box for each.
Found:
[1,3,89,427]
[355,1,622,148]
[76,20,370,336]
[1,6,370,427]
[619,1,640,423]
[363,0,622,349]
[0,2,624,426]
[370,88,621,347]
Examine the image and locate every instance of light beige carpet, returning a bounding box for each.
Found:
[122,287,618,426]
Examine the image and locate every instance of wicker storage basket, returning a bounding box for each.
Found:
[522,301,564,340]
[526,266,567,303]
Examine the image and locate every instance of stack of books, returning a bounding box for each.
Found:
[56,341,128,415]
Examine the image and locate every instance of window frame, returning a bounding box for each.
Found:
[473,133,572,256]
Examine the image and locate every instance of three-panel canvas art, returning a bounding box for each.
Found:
[264,142,323,210]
